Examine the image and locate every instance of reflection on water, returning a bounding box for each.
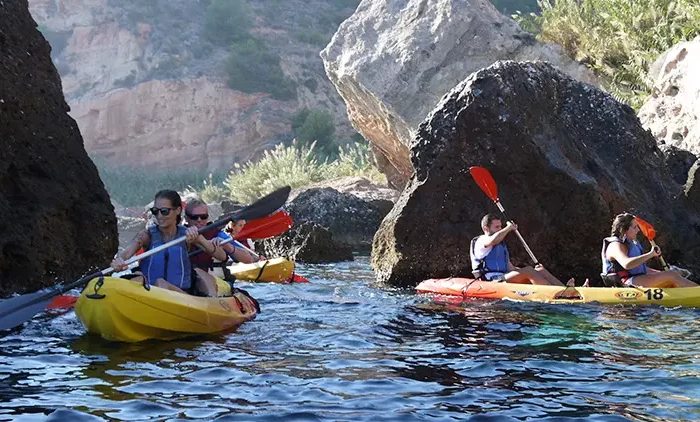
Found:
[1,257,700,421]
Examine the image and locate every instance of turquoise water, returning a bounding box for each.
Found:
[1,257,700,421]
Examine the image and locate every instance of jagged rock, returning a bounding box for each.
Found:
[322,0,598,189]
[685,160,700,206]
[287,187,393,251]
[639,37,700,156]
[661,145,698,185]
[372,61,700,287]
[0,0,117,295]
[260,222,353,264]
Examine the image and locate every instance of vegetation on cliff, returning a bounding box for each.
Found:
[515,0,700,108]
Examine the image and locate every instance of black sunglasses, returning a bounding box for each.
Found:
[150,207,177,216]
[186,213,209,221]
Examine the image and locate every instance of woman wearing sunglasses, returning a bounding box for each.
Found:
[111,190,227,295]
[185,199,259,268]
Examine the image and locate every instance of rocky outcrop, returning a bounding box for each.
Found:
[372,61,700,287]
[260,222,354,263]
[287,185,394,251]
[321,0,598,189]
[291,176,399,204]
[28,0,359,172]
[0,0,117,296]
[685,160,700,208]
[73,77,294,170]
[662,146,697,186]
[639,37,700,156]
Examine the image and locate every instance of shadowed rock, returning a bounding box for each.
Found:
[0,0,117,296]
[260,222,353,264]
[372,61,700,287]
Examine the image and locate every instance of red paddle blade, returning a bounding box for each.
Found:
[46,295,78,310]
[469,166,499,201]
[633,215,657,240]
[236,210,293,240]
[288,274,310,283]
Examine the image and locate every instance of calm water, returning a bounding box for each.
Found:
[1,257,700,421]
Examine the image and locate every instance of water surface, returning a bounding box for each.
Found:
[1,257,699,421]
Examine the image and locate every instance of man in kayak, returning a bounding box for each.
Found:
[602,213,697,288]
[111,190,225,295]
[185,199,259,265]
[470,213,566,286]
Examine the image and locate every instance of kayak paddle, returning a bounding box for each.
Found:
[235,210,293,240]
[0,185,291,331]
[633,215,670,270]
[469,166,539,265]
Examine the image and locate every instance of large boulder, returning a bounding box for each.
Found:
[0,0,117,296]
[639,37,700,156]
[287,186,394,251]
[259,222,354,264]
[321,0,598,189]
[372,61,700,287]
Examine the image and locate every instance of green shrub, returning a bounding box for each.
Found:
[226,38,297,100]
[223,141,386,203]
[291,108,337,157]
[204,0,252,46]
[515,0,700,108]
[225,141,322,203]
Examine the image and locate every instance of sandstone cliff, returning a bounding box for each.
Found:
[322,0,598,188]
[29,0,359,172]
[0,0,118,295]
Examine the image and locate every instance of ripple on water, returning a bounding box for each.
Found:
[1,257,700,421]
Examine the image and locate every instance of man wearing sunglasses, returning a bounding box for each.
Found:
[185,200,259,273]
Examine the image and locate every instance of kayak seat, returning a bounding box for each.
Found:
[600,273,624,288]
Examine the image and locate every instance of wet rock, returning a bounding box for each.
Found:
[372,61,700,287]
[260,222,353,264]
[661,145,697,185]
[0,0,117,295]
[287,186,394,251]
[685,160,700,207]
[322,0,598,188]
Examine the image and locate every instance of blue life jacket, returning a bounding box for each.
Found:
[601,236,647,276]
[139,225,192,289]
[470,235,510,278]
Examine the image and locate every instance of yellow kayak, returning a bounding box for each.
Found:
[416,278,700,307]
[75,276,258,342]
[210,257,297,283]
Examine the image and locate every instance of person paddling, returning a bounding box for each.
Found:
[470,213,567,286]
[185,199,259,266]
[111,190,223,295]
[602,213,697,288]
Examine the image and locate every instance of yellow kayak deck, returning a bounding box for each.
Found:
[75,277,258,342]
[210,257,295,283]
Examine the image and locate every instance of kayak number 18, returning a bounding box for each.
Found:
[644,288,664,300]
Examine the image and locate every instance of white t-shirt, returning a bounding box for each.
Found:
[472,235,494,260]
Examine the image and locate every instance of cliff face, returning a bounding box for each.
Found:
[0,0,118,295]
[321,0,598,189]
[29,0,359,171]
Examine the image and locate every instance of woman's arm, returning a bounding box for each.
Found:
[111,230,150,270]
[606,242,655,270]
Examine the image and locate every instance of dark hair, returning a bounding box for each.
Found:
[481,213,502,229]
[610,213,635,238]
[154,190,183,224]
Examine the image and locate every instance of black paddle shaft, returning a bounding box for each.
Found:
[0,186,290,331]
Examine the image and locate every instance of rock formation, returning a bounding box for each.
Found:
[0,0,118,296]
[259,222,354,264]
[639,37,700,157]
[28,0,359,172]
[372,61,700,287]
[322,0,598,189]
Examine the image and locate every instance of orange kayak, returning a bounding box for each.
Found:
[416,277,700,307]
